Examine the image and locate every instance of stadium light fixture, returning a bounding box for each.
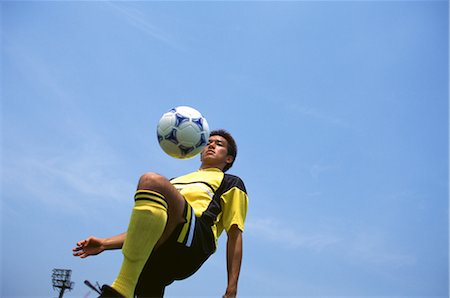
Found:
[51,269,74,298]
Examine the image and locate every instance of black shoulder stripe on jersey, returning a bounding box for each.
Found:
[201,174,247,225]
[222,174,247,194]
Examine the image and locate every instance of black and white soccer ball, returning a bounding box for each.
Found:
[157,106,210,159]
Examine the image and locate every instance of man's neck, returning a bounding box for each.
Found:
[199,164,224,171]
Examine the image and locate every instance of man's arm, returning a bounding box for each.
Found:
[223,225,243,298]
[72,232,127,258]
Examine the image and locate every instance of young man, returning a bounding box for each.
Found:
[73,129,248,298]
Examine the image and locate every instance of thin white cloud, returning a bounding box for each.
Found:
[104,1,185,51]
[4,41,69,104]
[309,163,335,179]
[349,231,417,268]
[4,36,135,212]
[247,216,416,270]
[3,146,135,210]
[283,102,363,133]
[296,104,349,127]
[246,217,341,252]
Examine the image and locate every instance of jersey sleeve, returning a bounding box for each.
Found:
[220,177,249,233]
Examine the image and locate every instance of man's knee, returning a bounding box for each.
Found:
[138,172,168,190]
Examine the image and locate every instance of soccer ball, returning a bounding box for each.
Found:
[157,106,210,159]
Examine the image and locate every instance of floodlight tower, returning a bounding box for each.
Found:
[51,269,74,298]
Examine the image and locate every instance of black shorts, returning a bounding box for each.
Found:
[135,201,216,297]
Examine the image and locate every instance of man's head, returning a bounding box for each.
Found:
[200,129,237,172]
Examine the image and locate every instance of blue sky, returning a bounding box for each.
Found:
[2,1,448,297]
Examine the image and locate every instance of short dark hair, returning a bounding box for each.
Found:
[210,129,237,172]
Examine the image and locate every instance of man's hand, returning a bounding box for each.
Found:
[73,233,126,258]
[72,236,106,258]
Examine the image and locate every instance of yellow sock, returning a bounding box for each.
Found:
[112,190,168,298]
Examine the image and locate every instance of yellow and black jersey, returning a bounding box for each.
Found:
[136,168,248,295]
[170,168,248,245]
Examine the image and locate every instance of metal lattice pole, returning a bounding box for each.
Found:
[52,269,74,298]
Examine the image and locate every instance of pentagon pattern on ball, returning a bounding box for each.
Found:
[157,106,210,159]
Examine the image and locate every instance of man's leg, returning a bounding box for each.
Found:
[110,173,185,298]
[135,254,168,298]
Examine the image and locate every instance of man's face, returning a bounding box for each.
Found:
[200,135,233,170]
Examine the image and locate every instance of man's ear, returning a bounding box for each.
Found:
[226,155,234,165]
